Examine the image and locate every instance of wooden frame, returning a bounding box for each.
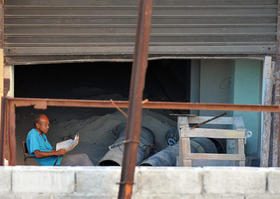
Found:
[178,116,246,167]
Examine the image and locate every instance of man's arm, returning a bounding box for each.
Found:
[34,149,67,158]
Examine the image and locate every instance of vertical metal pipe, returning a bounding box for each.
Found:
[117,0,153,199]
[3,98,8,165]
[0,97,5,165]
[8,101,16,165]
[0,0,4,166]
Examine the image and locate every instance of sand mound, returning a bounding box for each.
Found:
[46,110,176,165]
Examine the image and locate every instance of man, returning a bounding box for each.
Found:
[26,114,93,166]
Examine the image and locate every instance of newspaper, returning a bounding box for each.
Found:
[56,134,79,152]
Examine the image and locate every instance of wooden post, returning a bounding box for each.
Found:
[233,116,245,166]
[260,56,273,167]
[0,49,4,165]
[273,0,280,167]
[271,61,279,167]
[178,116,191,166]
[8,101,16,165]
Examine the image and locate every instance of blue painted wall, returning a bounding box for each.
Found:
[191,59,262,158]
[233,59,262,158]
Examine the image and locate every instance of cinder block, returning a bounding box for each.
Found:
[132,194,244,199]
[55,194,116,199]
[135,167,202,195]
[268,169,280,193]
[0,193,52,199]
[196,194,244,199]
[0,167,11,192]
[246,194,280,199]
[132,193,198,199]
[204,168,266,194]
[76,167,121,197]
[13,167,75,193]
[0,194,14,199]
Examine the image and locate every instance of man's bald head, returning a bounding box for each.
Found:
[34,114,50,134]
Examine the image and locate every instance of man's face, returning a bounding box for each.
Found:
[36,116,50,134]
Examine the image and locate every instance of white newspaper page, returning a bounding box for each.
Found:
[56,134,79,152]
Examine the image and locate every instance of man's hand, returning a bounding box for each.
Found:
[55,149,67,156]
[34,149,66,158]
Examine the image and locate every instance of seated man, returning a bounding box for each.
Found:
[26,114,93,166]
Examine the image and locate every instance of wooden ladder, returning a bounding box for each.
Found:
[178,115,246,167]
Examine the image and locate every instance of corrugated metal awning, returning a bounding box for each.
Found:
[4,0,277,65]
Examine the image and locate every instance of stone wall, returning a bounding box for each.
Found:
[0,166,279,199]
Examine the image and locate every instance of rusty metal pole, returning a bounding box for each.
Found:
[117,0,153,199]
[0,97,5,165]
[8,101,16,165]
[0,0,4,166]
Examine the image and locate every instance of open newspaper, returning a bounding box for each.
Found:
[56,134,79,152]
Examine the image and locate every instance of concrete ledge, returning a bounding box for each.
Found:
[0,167,11,192]
[12,167,75,193]
[197,194,244,199]
[0,166,278,199]
[76,167,121,197]
[204,167,266,194]
[268,168,280,194]
[135,167,202,195]
[246,194,280,199]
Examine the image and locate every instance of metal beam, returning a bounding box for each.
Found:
[7,97,280,112]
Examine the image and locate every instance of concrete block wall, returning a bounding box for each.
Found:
[0,166,279,199]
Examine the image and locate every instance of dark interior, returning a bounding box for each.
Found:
[15,59,191,102]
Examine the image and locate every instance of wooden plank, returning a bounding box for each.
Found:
[238,138,246,166]
[179,137,184,166]
[182,128,245,139]
[186,153,245,161]
[178,116,191,166]
[229,116,245,156]
[233,116,245,129]
[178,116,189,129]
[188,116,233,125]
[260,56,273,167]
[183,159,192,167]
[182,137,192,167]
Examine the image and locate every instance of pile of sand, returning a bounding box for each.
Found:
[45,110,176,165]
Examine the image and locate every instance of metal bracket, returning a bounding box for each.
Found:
[108,139,140,150]
[117,181,134,185]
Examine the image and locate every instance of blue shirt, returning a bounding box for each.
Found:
[26,129,63,166]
